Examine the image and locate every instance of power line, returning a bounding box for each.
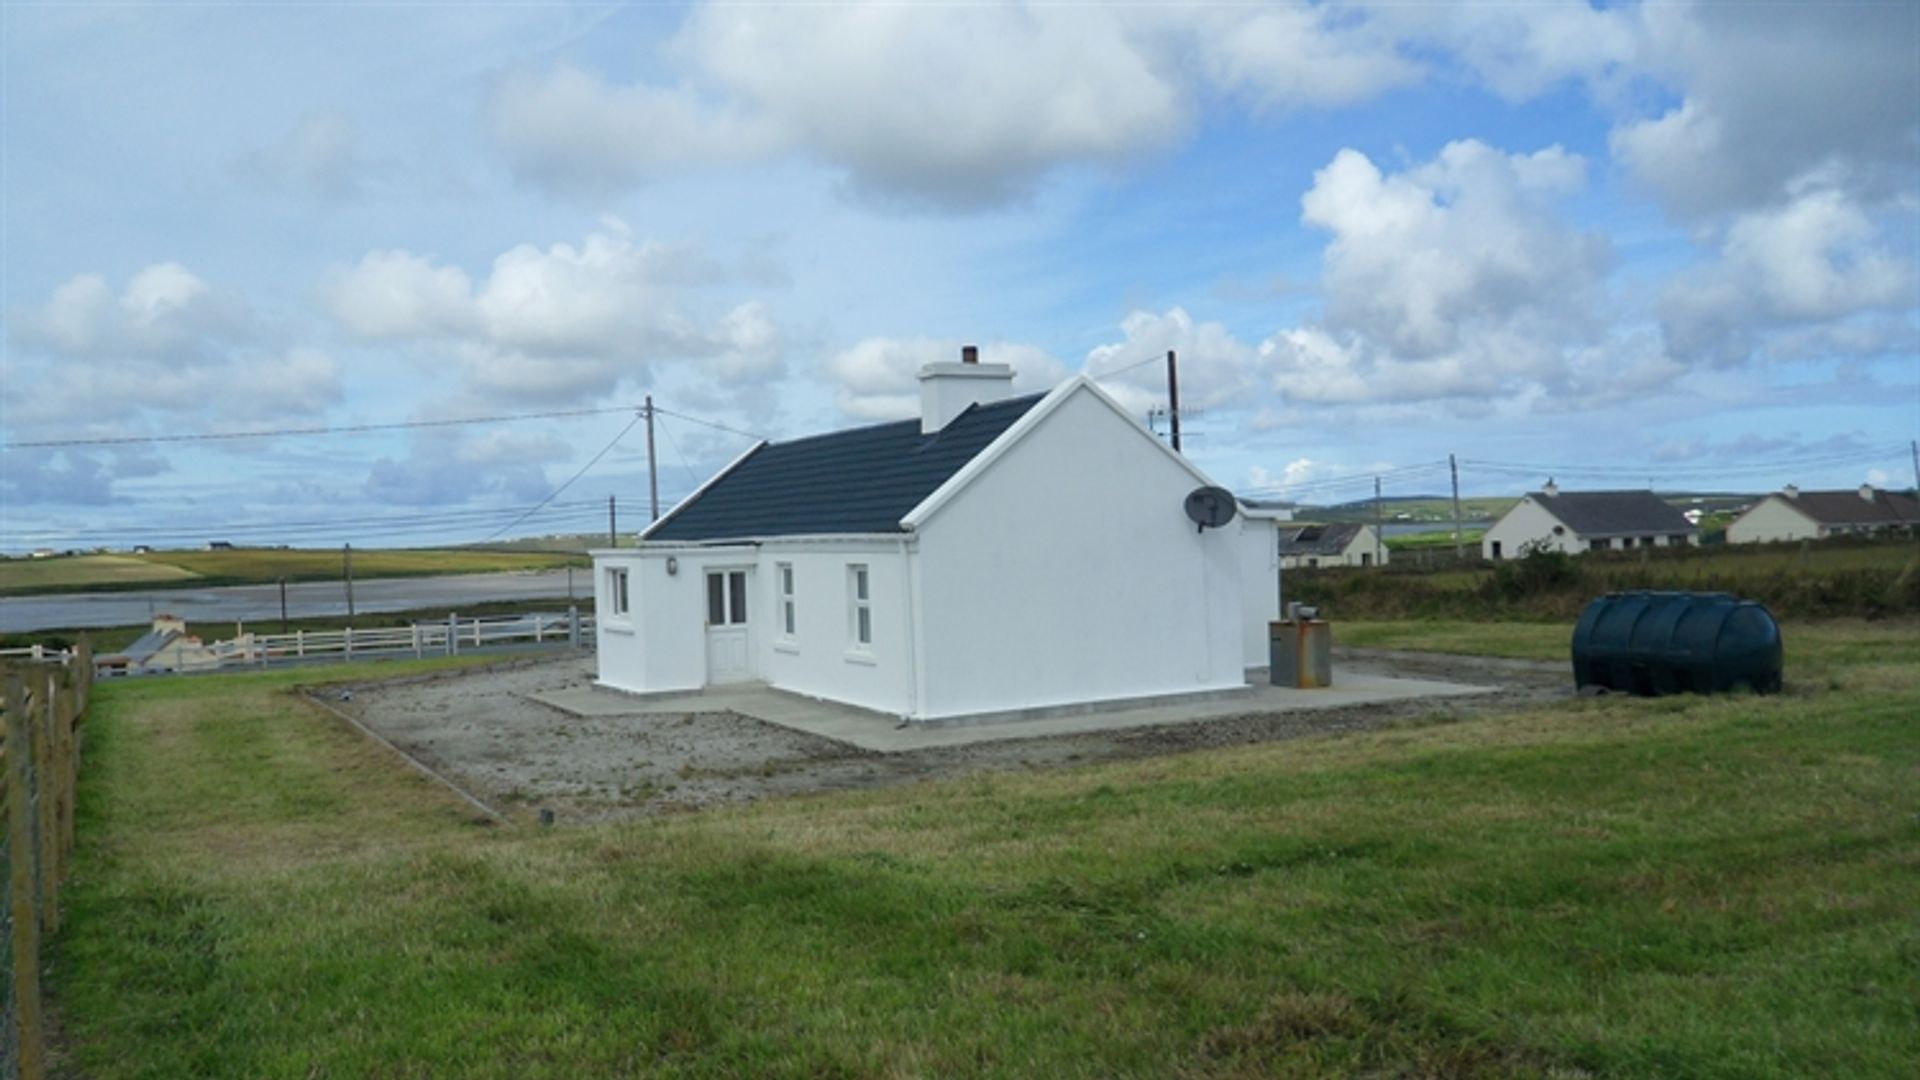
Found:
[1461,446,1907,480]
[649,405,766,443]
[0,500,606,542]
[484,412,645,542]
[2,404,654,451]
[1087,353,1166,382]
[652,412,707,492]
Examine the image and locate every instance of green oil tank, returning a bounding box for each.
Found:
[1571,591,1782,696]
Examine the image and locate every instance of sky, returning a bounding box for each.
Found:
[2,0,1916,551]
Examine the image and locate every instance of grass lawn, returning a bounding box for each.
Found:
[0,554,201,592]
[51,623,1920,1077]
[0,548,588,597]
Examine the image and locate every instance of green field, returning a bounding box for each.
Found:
[1292,538,1920,620]
[0,548,589,597]
[49,621,1919,1077]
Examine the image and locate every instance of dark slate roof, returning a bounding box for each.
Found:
[1778,489,1920,526]
[1532,490,1694,536]
[103,628,179,666]
[647,394,1045,541]
[1276,522,1366,556]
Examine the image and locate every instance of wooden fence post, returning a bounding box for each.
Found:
[5,672,46,1080]
[448,613,458,656]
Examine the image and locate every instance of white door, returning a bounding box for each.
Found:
[704,568,753,684]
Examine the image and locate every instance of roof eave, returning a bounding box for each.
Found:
[899,375,1223,532]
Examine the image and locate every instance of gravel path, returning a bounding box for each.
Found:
[328,651,1570,824]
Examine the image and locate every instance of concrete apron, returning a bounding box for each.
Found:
[532,671,1499,754]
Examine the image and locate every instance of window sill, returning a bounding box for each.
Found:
[602,621,635,636]
[843,649,877,667]
[773,641,799,655]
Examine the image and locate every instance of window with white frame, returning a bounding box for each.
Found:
[777,562,796,639]
[847,563,871,648]
[606,567,629,616]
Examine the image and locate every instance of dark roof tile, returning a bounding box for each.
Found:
[1277,522,1366,556]
[1532,490,1694,536]
[1778,489,1920,526]
[647,394,1044,541]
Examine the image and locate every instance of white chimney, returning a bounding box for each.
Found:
[1542,477,1559,497]
[1783,484,1800,499]
[919,344,1013,433]
[1859,482,1876,502]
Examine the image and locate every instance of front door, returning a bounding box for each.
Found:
[704,568,753,684]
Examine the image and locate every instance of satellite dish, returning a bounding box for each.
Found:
[1184,486,1237,532]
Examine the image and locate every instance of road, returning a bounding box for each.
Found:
[0,569,590,632]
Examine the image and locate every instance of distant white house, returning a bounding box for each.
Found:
[1481,482,1697,560]
[592,351,1279,724]
[1276,522,1386,568]
[1727,484,1920,544]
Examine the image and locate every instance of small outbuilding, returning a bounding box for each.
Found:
[1276,522,1386,568]
[1481,482,1697,559]
[592,352,1279,723]
[1726,484,1920,543]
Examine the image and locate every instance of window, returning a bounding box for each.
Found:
[1669,534,1687,545]
[1593,538,1610,551]
[777,562,796,638]
[848,563,871,648]
[706,570,747,626]
[606,568,629,616]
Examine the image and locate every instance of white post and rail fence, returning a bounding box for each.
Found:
[0,609,596,680]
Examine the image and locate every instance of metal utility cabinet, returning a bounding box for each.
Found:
[1270,619,1332,688]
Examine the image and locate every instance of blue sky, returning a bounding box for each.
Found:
[2,1,1916,551]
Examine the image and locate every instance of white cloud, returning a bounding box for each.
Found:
[1303,141,1605,359]
[1611,1,1919,217]
[1365,0,1636,101]
[233,111,372,202]
[15,261,252,360]
[1660,187,1915,365]
[320,221,787,403]
[1082,308,1257,415]
[823,337,1069,421]
[487,65,772,197]
[1178,4,1418,110]
[5,263,343,444]
[320,250,476,340]
[1244,141,1621,408]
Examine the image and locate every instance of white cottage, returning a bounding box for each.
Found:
[1276,522,1386,568]
[592,355,1278,723]
[1481,482,1697,559]
[1726,484,1920,543]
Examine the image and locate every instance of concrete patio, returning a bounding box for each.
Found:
[529,670,1498,754]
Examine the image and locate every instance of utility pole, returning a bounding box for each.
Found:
[645,395,660,521]
[343,543,355,619]
[1910,439,1918,493]
[608,495,617,548]
[1165,350,1182,453]
[1373,476,1384,568]
[1449,453,1465,561]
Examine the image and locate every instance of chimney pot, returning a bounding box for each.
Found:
[1859,482,1876,502]
[961,344,979,364]
[1542,478,1559,497]
[1783,484,1800,499]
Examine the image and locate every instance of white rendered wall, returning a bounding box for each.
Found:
[1727,498,1821,544]
[911,388,1248,720]
[593,546,758,695]
[1481,498,1582,559]
[755,540,916,716]
[1237,518,1281,668]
